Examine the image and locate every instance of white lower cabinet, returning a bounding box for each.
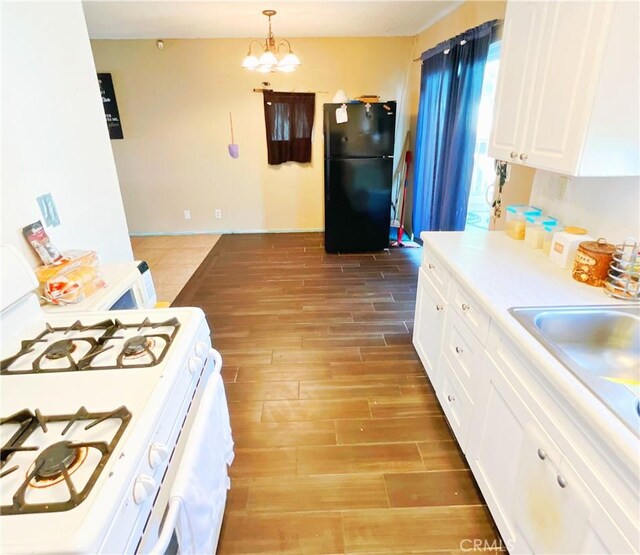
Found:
[466,327,637,554]
[413,250,638,554]
[413,267,447,385]
[437,356,474,451]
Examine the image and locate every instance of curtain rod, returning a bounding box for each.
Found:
[253,88,329,93]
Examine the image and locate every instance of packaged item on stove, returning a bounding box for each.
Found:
[572,238,616,287]
[35,250,98,284]
[36,250,104,305]
[505,205,542,240]
[524,215,557,249]
[22,220,64,265]
[548,226,593,269]
[43,266,105,305]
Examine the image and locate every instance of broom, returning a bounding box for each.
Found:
[390,150,418,248]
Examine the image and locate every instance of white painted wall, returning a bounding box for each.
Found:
[529,170,640,243]
[1,1,132,268]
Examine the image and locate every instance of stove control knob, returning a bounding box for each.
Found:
[148,442,169,469]
[188,356,202,374]
[195,341,208,357]
[133,474,157,505]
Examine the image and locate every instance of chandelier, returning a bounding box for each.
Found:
[242,10,301,73]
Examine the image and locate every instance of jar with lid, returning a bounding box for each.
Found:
[505,205,542,240]
[572,238,617,287]
[549,227,593,269]
[524,215,557,249]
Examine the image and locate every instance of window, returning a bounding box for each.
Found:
[263,91,315,165]
[465,40,501,230]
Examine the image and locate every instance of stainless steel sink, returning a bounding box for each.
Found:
[509,305,640,435]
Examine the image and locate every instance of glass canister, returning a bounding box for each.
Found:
[542,222,561,254]
[572,238,617,287]
[505,205,542,240]
[524,215,557,249]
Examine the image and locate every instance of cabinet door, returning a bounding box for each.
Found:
[523,2,614,174]
[467,368,527,551]
[413,267,446,386]
[488,1,546,162]
[513,428,591,555]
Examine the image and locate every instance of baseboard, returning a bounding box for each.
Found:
[129,228,325,237]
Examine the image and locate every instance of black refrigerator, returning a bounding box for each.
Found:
[323,101,396,253]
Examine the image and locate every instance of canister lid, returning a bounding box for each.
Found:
[579,238,616,255]
[506,205,542,216]
[564,226,588,235]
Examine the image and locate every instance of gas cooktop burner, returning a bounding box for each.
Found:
[0,406,131,515]
[0,317,180,375]
[122,336,154,358]
[44,340,77,360]
[34,441,79,479]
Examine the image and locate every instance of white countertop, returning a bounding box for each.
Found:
[421,230,639,474]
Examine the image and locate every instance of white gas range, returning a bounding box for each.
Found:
[0,245,233,554]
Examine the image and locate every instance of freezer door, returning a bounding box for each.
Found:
[324,158,393,253]
[324,102,396,158]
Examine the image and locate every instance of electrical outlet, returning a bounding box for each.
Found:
[556,177,569,201]
[183,210,191,220]
[37,193,60,227]
[215,209,222,219]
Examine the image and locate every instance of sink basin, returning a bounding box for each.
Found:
[509,305,640,435]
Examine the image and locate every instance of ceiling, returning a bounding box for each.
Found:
[82,1,462,39]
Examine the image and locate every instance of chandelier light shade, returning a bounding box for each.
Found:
[242,10,301,73]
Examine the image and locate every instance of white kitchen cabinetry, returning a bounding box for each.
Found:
[414,249,491,453]
[413,266,447,386]
[467,327,637,554]
[413,239,639,554]
[490,1,640,176]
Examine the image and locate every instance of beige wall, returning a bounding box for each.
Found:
[90,37,414,234]
[405,0,535,234]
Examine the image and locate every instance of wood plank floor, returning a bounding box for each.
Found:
[173,233,500,555]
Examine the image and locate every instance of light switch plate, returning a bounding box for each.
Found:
[37,193,60,227]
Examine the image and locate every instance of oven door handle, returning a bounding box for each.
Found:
[148,497,182,555]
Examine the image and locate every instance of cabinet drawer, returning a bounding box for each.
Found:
[451,280,490,345]
[443,309,486,398]
[421,249,450,298]
[438,358,473,451]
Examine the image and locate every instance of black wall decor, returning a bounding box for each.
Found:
[97,73,124,140]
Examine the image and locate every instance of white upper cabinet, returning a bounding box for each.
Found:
[489,1,640,177]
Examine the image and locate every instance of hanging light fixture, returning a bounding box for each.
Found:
[242,10,300,73]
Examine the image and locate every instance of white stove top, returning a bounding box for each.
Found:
[1,298,211,553]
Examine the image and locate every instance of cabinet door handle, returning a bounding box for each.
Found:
[519,153,528,161]
[428,263,435,270]
[447,394,455,402]
[461,303,470,311]
[557,475,567,488]
[537,448,547,460]
[510,151,518,159]
[455,346,464,354]
[435,304,444,312]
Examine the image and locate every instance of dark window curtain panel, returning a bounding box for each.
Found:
[263,91,315,165]
[412,20,499,235]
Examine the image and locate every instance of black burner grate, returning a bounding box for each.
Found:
[0,318,180,375]
[0,406,131,514]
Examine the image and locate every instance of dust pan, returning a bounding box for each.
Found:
[228,112,239,158]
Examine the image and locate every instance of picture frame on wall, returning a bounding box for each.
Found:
[97,72,124,140]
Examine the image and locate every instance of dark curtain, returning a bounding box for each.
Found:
[412,20,499,234]
[263,91,315,165]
